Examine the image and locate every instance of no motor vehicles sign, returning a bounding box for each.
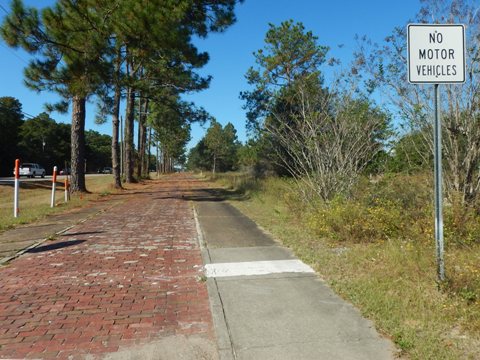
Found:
[407,23,466,282]
[408,24,465,84]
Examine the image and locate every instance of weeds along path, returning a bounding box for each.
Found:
[0,174,216,360]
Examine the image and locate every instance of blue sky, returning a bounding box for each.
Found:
[0,0,421,149]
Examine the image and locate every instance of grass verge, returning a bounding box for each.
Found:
[0,175,117,232]
[212,172,480,360]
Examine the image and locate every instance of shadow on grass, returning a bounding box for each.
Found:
[26,239,86,253]
[0,180,67,190]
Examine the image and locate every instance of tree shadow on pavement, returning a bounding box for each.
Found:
[26,240,86,253]
[153,187,248,202]
[61,231,104,237]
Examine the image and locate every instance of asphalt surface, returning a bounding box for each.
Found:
[0,174,106,184]
[195,199,397,360]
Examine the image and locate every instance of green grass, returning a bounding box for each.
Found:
[214,173,480,360]
[0,175,116,231]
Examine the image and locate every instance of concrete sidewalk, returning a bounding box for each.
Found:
[195,201,397,360]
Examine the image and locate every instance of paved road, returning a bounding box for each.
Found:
[195,199,397,359]
[0,174,107,184]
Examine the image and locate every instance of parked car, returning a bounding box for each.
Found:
[13,163,46,178]
[100,167,112,174]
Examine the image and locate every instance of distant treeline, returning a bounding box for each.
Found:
[0,96,111,176]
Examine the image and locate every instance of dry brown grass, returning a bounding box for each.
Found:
[0,175,119,231]
[214,173,480,360]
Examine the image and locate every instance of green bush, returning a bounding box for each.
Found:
[307,196,404,243]
[304,172,480,247]
[444,199,480,246]
[306,174,434,243]
[215,171,480,247]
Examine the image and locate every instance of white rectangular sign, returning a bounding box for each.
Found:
[408,24,465,84]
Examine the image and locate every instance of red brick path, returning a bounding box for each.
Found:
[0,175,213,359]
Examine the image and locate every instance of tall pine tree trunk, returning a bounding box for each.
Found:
[146,127,152,177]
[156,141,160,176]
[136,96,148,178]
[161,148,164,174]
[139,98,148,177]
[111,80,122,189]
[162,148,167,174]
[136,98,143,179]
[71,95,87,192]
[125,85,135,183]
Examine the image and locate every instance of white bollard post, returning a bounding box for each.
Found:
[51,166,57,208]
[64,176,69,202]
[14,159,19,218]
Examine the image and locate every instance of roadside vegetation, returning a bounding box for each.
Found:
[185,1,480,359]
[210,172,480,359]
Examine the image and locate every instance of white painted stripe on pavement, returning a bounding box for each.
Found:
[205,259,315,278]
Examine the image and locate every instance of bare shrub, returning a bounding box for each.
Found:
[265,83,388,202]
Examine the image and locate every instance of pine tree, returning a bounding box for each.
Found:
[204,120,239,173]
[1,0,112,192]
[148,94,209,173]
[113,0,240,182]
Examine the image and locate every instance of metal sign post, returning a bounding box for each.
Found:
[433,84,445,281]
[408,24,465,282]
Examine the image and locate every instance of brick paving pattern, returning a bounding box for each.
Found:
[0,175,214,359]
